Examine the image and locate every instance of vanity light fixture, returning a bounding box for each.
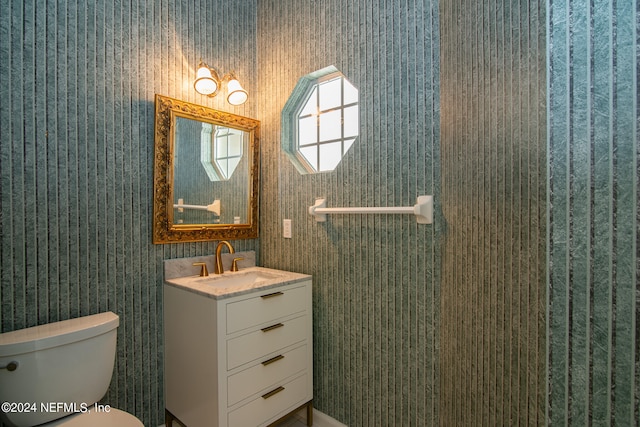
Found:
[193,60,248,105]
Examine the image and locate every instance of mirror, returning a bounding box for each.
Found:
[153,94,260,243]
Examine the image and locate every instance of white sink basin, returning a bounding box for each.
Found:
[200,271,281,288]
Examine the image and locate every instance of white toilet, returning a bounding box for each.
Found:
[0,312,143,427]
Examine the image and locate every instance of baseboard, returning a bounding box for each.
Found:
[313,408,348,426]
[159,407,347,427]
[293,407,347,427]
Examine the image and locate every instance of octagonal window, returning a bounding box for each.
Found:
[282,66,359,174]
[199,123,245,181]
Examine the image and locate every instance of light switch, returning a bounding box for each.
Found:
[283,219,292,238]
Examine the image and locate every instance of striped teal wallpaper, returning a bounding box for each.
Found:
[439,0,547,425]
[2,1,639,426]
[0,1,257,426]
[257,1,441,425]
[547,0,640,425]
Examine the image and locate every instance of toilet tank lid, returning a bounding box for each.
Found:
[0,312,119,357]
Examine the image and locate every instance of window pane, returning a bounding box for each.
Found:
[228,157,241,176]
[319,109,341,141]
[344,78,358,104]
[344,138,355,153]
[218,158,228,177]
[298,116,318,145]
[299,87,317,116]
[216,138,228,157]
[299,145,318,171]
[228,133,243,156]
[319,142,342,171]
[319,78,342,111]
[343,106,358,138]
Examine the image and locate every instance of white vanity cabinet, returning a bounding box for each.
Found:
[164,275,313,427]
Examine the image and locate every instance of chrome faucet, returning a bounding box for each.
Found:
[214,241,235,274]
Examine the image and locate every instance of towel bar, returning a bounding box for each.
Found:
[308,195,433,224]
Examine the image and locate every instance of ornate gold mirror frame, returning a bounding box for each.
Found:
[153,94,260,243]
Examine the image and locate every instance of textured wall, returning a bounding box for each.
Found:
[547,0,640,425]
[257,1,441,425]
[3,1,637,426]
[439,0,547,425]
[0,1,257,426]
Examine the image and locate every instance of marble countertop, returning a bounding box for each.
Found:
[164,266,311,300]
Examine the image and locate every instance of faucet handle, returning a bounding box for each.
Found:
[231,257,244,272]
[193,262,209,277]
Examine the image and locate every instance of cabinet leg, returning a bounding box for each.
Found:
[306,401,313,426]
[165,409,174,427]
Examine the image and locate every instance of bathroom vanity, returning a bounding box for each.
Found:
[163,260,312,427]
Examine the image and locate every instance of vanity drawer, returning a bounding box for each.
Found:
[226,284,307,334]
[227,315,307,370]
[227,344,308,406]
[228,373,309,427]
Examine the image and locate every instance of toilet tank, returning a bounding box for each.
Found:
[0,312,119,427]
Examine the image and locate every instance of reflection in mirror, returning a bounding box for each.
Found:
[196,121,246,181]
[213,126,245,179]
[173,115,249,225]
[153,95,260,243]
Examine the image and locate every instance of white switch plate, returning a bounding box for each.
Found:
[283,219,292,238]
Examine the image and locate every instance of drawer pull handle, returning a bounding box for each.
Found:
[262,386,285,399]
[261,323,284,332]
[261,291,284,299]
[261,354,285,366]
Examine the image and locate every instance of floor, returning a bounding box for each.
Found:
[271,407,311,427]
[271,406,337,427]
[273,416,309,427]
[162,406,335,427]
